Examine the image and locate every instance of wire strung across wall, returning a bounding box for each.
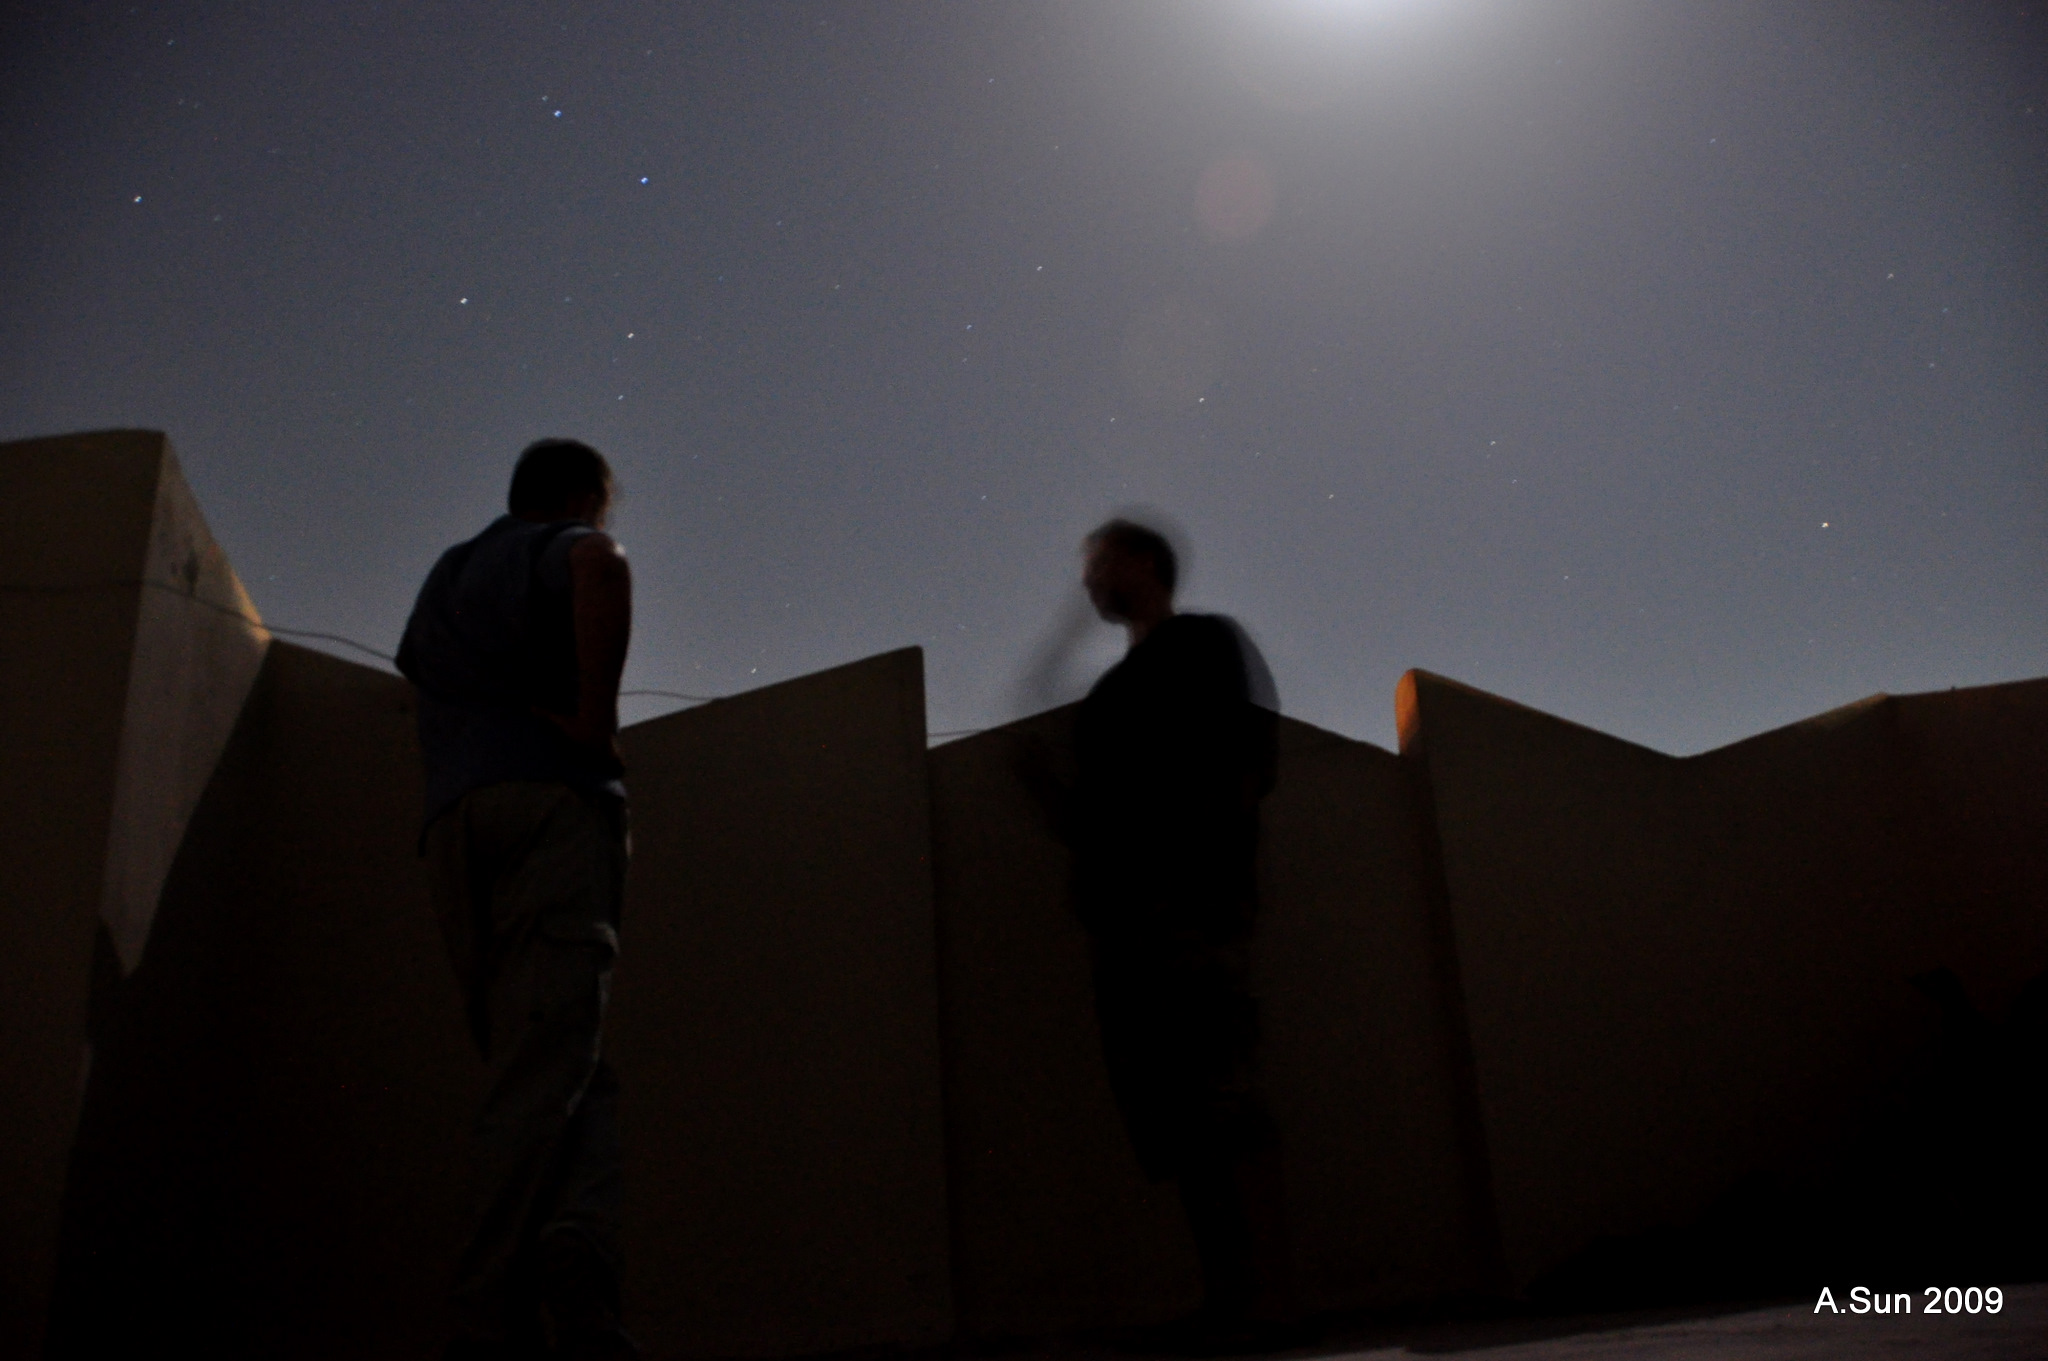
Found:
[2,576,400,665]
[3,576,984,735]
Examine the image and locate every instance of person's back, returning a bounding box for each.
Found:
[400,512,625,829]
[397,438,639,1361]
[1073,609,1272,939]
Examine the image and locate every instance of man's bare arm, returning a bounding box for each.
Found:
[559,531,632,750]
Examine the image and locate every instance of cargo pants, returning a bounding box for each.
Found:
[425,781,630,1346]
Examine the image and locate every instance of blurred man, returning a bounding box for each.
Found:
[1071,519,1288,1343]
[397,439,636,1361]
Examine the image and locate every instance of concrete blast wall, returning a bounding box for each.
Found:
[610,648,952,1359]
[6,429,2046,1357]
[47,643,471,1359]
[928,710,1489,1336]
[0,431,266,1356]
[43,642,952,1360]
[1397,669,2048,1290]
[1893,682,2048,1016]
[10,434,951,1358]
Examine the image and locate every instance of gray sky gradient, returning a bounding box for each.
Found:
[4,1,2043,752]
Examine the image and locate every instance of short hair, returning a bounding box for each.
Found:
[1086,518,1178,594]
[508,438,613,517]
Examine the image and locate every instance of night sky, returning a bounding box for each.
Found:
[3,2,2043,753]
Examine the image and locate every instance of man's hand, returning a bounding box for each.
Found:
[540,707,623,757]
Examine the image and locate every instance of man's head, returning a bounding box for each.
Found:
[509,438,614,526]
[1083,518,1177,625]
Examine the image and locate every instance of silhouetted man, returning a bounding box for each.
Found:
[1072,519,1287,1341]
[397,439,636,1361]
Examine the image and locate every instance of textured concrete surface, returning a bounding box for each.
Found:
[0,428,266,1356]
[1396,669,2048,1292]
[613,647,954,1360]
[49,644,955,1361]
[0,430,157,1355]
[46,642,471,1359]
[929,703,1202,1337]
[98,433,268,971]
[929,708,1493,1337]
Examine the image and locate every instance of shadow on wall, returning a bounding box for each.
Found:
[46,643,473,1360]
[0,429,269,1357]
[45,644,957,1361]
[1396,670,2048,1305]
[1527,963,2048,1311]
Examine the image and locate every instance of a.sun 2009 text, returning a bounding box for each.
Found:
[1814,1286,2003,1315]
